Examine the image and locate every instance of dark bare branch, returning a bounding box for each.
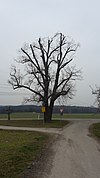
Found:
[60,58,73,70]
[38,38,46,65]
[9,32,81,122]
[57,72,73,89]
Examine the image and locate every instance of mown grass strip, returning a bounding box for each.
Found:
[89,122,100,138]
[0,130,51,178]
[0,112,100,120]
[0,120,69,128]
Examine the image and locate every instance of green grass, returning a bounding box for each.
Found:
[0,112,100,120]
[53,113,100,119]
[0,130,51,178]
[0,120,69,128]
[89,123,100,138]
[0,112,39,120]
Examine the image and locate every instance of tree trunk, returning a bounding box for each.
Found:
[44,105,53,123]
[8,112,10,120]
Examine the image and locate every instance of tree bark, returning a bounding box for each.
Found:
[8,112,10,121]
[44,105,53,123]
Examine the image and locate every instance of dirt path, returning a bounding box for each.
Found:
[45,120,100,178]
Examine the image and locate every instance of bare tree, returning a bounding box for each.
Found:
[90,85,100,112]
[9,33,81,122]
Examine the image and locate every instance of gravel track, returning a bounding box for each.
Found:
[46,120,100,178]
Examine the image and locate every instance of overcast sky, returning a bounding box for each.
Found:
[0,0,100,106]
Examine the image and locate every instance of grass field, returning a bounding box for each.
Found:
[0,120,69,128]
[89,123,100,139]
[0,112,100,120]
[0,130,51,178]
[53,113,100,119]
[0,112,39,120]
[0,114,69,178]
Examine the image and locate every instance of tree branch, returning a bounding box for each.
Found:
[13,84,43,99]
[60,58,73,70]
[57,72,72,89]
[38,38,46,66]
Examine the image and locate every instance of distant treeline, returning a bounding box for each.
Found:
[0,105,98,114]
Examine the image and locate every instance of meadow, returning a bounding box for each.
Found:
[0,130,51,178]
[0,112,70,178]
[0,112,100,120]
[89,123,100,139]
